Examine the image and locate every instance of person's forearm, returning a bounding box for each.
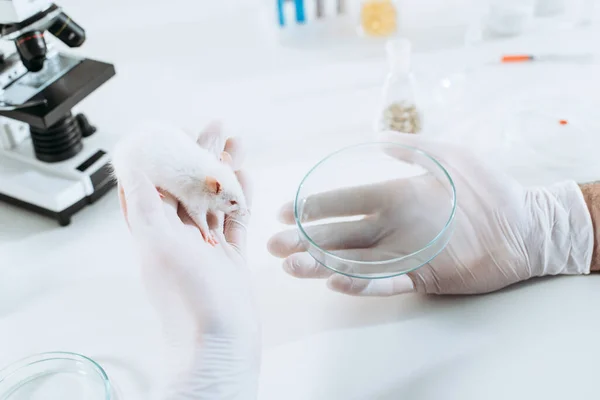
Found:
[579,182,600,271]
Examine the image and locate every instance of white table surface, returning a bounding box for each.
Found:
[2,1,600,399]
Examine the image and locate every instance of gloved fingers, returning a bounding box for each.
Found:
[283,247,418,295]
[120,179,181,231]
[276,183,385,225]
[282,253,335,278]
[326,273,416,296]
[282,249,387,278]
[151,188,195,230]
[212,229,244,263]
[379,130,511,192]
[220,151,234,167]
[267,218,379,258]
[120,168,170,235]
[195,121,246,171]
[224,170,253,258]
[165,199,188,233]
[196,120,225,157]
[267,227,301,258]
[224,137,245,171]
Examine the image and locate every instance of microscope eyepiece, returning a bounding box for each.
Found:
[48,12,85,47]
[15,30,47,72]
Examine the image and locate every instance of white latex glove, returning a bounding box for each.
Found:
[268,131,594,296]
[117,133,260,400]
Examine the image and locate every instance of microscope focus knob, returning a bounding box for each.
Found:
[76,114,97,137]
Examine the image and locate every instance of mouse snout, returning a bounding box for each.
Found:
[235,208,249,217]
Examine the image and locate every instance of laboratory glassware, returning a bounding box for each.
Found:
[482,0,537,38]
[0,352,119,400]
[375,38,423,134]
[294,142,456,279]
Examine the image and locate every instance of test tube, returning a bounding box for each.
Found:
[295,0,306,22]
[316,0,324,18]
[277,0,285,25]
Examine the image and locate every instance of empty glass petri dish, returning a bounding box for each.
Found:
[294,142,456,279]
[0,352,117,400]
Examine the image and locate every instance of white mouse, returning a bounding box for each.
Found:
[111,120,248,245]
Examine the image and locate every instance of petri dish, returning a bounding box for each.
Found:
[294,142,456,279]
[0,352,117,400]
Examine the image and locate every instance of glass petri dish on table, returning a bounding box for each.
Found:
[294,141,456,279]
[0,352,118,400]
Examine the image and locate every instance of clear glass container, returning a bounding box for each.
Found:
[532,0,596,28]
[534,0,567,16]
[463,0,536,69]
[484,0,536,37]
[0,352,118,400]
[294,142,456,279]
[375,38,423,135]
[358,0,399,38]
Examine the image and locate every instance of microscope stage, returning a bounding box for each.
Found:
[0,54,116,130]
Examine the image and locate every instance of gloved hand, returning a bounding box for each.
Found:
[268,131,594,296]
[118,129,260,400]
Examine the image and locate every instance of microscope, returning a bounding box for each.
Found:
[0,0,116,226]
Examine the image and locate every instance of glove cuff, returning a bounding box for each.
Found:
[158,334,260,400]
[527,180,594,276]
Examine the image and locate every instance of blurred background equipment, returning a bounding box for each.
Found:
[358,0,399,37]
[273,0,400,47]
[277,0,348,25]
[277,0,306,26]
[0,0,116,226]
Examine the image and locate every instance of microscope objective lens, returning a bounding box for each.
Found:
[48,13,86,47]
[15,30,47,72]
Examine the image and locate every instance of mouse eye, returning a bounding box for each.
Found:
[229,200,237,205]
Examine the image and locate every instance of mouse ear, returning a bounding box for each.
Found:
[205,176,222,194]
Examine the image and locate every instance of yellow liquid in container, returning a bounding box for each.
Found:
[360,0,398,37]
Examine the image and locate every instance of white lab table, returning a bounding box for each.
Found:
[2,3,600,399]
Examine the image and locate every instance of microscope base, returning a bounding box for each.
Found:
[0,138,116,226]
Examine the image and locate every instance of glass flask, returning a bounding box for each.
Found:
[375,38,423,134]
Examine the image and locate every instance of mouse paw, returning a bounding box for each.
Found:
[188,211,217,246]
[207,232,219,246]
[199,226,217,247]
